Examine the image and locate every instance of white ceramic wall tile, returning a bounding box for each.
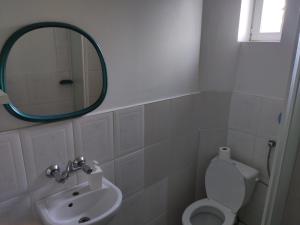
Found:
[234,43,288,99]
[198,129,228,162]
[20,122,76,200]
[143,178,168,224]
[167,166,196,225]
[196,92,232,129]
[145,100,171,146]
[77,160,115,185]
[101,161,115,183]
[238,183,268,225]
[170,131,199,171]
[109,190,145,225]
[115,150,144,197]
[146,213,167,225]
[170,95,197,136]
[0,132,27,202]
[228,93,261,135]
[227,130,255,166]
[73,113,114,164]
[114,106,144,157]
[257,97,284,138]
[0,196,34,225]
[196,129,227,198]
[144,141,170,186]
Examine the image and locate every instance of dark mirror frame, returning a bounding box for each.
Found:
[0,22,108,122]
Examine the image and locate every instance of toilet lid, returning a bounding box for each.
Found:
[205,158,246,213]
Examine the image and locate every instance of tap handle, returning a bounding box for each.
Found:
[46,165,60,177]
[82,164,93,174]
[73,156,86,167]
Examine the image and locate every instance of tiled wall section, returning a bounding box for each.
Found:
[193,91,284,225]
[194,91,232,199]
[0,93,201,225]
[227,92,285,225]
[0,91,284,225]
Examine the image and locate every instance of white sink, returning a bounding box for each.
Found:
[36,178,122,225]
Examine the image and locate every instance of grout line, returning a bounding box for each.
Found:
[87,91,202,116]
[232,91,286,101]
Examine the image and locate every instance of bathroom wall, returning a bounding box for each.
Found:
[0,1,204,225]
[227,92,284,225]
[199,0,240,92]
[194,0,240,199]
[0,0,299,225]
[0,93,202,225]
[0,0,203,131]
[196,0,300,225]
[227,0,300,224]
[0,1,203,224]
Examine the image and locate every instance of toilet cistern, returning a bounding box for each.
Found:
[46,156,93,183]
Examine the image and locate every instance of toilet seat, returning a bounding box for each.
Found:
[182,157,259,225]
[182,198,236,225]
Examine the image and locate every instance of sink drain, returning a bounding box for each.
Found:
[78,217,90,223]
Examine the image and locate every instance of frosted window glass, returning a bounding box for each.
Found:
[260,0,286,33]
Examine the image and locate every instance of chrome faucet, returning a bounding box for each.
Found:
[46,156,93,183]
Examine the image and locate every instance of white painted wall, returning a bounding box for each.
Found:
[234,0,300,99]
[199,0,299,97]
[199,0,241,92]
[0,0,203,131]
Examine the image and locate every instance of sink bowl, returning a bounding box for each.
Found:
[36,178,122,225]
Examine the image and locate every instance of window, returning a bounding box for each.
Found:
[238,0,286,42]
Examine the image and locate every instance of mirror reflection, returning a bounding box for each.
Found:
[6,27,103,115]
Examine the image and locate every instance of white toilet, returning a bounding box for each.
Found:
[182,156,259,225]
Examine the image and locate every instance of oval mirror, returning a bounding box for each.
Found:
[0,22,107,122]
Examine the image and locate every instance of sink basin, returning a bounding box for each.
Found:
[36,178,122,225]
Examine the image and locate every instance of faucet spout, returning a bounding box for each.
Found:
[45,156,93,183]
[60,160,73,181]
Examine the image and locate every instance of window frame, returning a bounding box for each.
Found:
[250,0,284,42]
[238,0,286,42]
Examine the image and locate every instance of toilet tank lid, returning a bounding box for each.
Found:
[205,158,246,213]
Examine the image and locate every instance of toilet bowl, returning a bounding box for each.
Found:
[182,157,259,225]
[182,199,235,225]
